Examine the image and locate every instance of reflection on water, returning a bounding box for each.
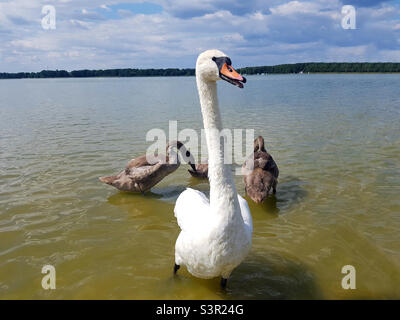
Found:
[224,253,323,299]
[252,195,280,216]
[275,176,308,212]
[0,75,399,299]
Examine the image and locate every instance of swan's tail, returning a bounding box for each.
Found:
[254,136,266,152]
[99,175,118,185]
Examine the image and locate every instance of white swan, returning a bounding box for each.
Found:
[173,49,253,288]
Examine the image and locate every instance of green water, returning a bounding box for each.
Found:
[0,74,399,299]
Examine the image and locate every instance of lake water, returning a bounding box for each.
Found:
[0,74,399,299]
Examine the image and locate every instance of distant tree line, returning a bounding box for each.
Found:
[1,63,399,79]
[238,63,400,74]
[0,68,195,79]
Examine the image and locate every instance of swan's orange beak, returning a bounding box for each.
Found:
[219,63,246,88]
[213,56,246,88]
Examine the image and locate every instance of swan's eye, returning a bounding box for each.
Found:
[212,57,216,61]
[186,151,190,157]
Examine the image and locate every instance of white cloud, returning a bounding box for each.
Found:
[100,4,110,10]
[270,1,320,15]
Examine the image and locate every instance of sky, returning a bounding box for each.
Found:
[0,0,399,72]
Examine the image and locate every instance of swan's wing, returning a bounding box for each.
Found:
[174,188,210,231]
[242,153,254,170]
[125,161,164,181]
[127,155,151,168]
[237,194,253,233]
[242,152,270,173]
[256,152,279,178]
[127,154,166,169]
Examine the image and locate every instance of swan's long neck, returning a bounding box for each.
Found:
[196,76,241,221]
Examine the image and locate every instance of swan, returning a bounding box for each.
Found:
[242,136,279,203]
[173,50,252,288]
[99,141,196,193]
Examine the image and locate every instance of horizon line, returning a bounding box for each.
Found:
[1,61,400,74]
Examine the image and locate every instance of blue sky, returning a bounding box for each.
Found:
[0,0,399,72]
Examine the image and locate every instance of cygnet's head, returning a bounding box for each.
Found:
[166,140,197,171]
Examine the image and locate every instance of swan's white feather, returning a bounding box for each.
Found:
[237,194,253,233]
[174,188,211,230]
[174,188,252,279]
